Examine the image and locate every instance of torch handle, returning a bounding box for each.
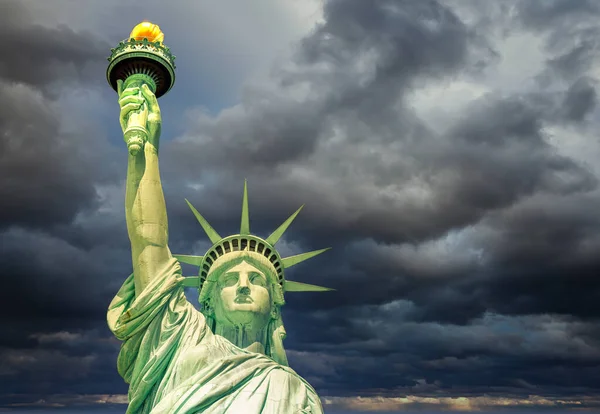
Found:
[122,77,149,156]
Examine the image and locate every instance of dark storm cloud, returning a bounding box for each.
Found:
[0,0,128,402]
[560,77,597,122]
[516,0,600,31]
[0,82,120,230]
[0,0,123,361]
[463,192,600,320]
[164,0,493,172]
[0,225,131,397]
[298,0,494,102]
[0,0,110,91]
[434,92,596,203]
[0,0,120,232]
[0,227,129,320]
[516,0,600,84]
[285,310,600,397]
[161,0,501,255]
[0,326,125,396]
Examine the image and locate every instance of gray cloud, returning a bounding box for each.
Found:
[0,0,110,92]
[516,0,600,31]
[515,0,600,87]
[164,0,493,172]
[561,77,597,122]
[0,82,121,230]
[0,0,121,233]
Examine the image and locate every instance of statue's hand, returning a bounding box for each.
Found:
[140,83,162,150]
[117,79,162,153]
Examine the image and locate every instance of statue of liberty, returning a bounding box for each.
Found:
[106,22,332,414]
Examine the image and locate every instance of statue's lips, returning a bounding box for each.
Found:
[234,295,253,304]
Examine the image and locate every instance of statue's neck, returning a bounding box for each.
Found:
[215,324,268,354]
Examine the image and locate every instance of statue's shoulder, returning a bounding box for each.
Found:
[266,368,322,414]
[269,365,318,394]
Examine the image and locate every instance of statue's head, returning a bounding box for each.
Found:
[201,250,284,331]
[177,181,334,365]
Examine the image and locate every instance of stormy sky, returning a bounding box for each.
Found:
[1,0,600,412]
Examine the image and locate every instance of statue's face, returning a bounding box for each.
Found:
[213,260,272,328]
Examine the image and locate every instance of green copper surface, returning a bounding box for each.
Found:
[240,180,250,235]
[123,73,156,94]
[266,205,304,245]
[172,254,203,266]
[185,198,222,244]
[282,248,332,268]
[106,37,176,98]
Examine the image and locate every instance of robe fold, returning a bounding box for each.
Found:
[107,257,323,414]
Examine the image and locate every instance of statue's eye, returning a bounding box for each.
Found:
[250,272,266,287]
[221,273,238,287]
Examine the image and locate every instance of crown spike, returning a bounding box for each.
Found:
[284,280,334,292]
[173,254,204,266]
[281,247,331,268]
[240,180,250,235]
[266,205,304,245]
[185,199,222,244]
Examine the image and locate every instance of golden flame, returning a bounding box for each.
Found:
[129,21,164,43]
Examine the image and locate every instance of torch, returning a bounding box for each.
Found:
[106,22,176,155]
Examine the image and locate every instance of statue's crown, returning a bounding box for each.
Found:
[176,181,333,297]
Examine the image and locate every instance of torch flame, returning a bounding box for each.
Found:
[129,21,164,43]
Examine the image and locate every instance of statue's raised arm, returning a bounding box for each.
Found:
[107,21,333,414]
[118,78,171,296]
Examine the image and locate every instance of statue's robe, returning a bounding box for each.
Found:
[107,258,322,414]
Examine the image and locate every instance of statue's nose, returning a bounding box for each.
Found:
[237,274,251,295]
[237,285,250,295]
